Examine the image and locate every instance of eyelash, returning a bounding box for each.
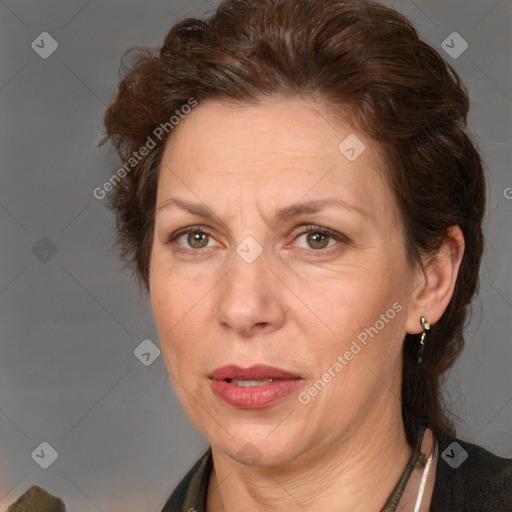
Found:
[166,225,348,255]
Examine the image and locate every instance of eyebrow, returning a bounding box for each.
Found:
[156,196,368,222]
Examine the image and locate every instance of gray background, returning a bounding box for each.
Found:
[0,0,511,510]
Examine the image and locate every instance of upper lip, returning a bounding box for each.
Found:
[209,364,302,381]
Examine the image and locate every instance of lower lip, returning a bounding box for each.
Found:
[210,379,302,409]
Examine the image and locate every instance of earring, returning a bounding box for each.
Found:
[417,317,431,364]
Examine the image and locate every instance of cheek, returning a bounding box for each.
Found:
[149,268,188,364]
[296,264,398,329]
[149,267,215,369]
[290,262,407,374]
[150,252,201,329]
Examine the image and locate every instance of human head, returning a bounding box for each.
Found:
[101,0,485,447]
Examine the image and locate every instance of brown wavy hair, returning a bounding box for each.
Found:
[101,0,486,445]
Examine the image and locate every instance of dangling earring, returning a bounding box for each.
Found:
[418,317,430,364]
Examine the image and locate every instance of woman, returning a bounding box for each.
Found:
[101,0,512,511]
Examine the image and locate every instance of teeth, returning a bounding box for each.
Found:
[230,379,274,387]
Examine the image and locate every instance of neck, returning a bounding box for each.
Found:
[207,401,413,512]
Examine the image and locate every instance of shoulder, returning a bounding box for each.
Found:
[161,448,212,512]
[430,433,512,512]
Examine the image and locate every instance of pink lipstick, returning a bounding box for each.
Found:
[209,364,302,409]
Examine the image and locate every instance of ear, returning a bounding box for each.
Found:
[405,225,465,335]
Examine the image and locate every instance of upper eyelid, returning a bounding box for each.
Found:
[169,224,341,238]
[168,224,347,248]
[169,226,221,245]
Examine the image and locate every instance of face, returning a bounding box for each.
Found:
[149,98,417,468]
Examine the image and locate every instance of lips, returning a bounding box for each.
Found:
[209,364,302,381]
[209,364,303,409]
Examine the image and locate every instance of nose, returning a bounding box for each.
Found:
[216,250,286,338]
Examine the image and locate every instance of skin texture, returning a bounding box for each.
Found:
[149,98,464,512]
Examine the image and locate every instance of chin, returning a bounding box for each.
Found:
[211,426,303,468]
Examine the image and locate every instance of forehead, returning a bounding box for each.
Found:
[157,98,393,218]
[162,97,381,167]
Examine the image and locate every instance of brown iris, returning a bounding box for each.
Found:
[187,232,209,249]
[307,232,329,249]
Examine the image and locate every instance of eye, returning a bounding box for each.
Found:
[166,225,347,254]
[293,226,345,251]
[167,227,219,250]
[182,231,210,249]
